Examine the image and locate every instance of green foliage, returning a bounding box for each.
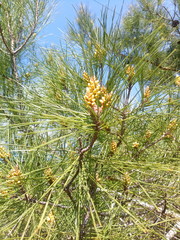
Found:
[0,0,179,240]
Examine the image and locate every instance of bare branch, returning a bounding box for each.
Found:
[14,195,71,209]
[13,0,40,54]
[80,128,99,154]
[0,25,12,53]
[148,60,178,72]
[5,7,15,53]
[143,132,168,149]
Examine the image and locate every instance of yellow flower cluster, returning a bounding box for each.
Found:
[0,189,9,197]
[46,211,55,224]
[84,76,112,113]
[125,65,135,79]
[145,130,152,139]
[111,141,117,152]
[95,172,101,182]
[163,119,177,140]
[44,168,56,184]
[84,76,101,107]
[132,141,140,148]
[94,44,106,61]
[6,165,24,186]
[0,146,10,159]
[123,172,131,186]
[144,86,151,99]
[175,76,180,86]
[167,119,178,131]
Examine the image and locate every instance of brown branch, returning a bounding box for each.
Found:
[133,131,171,159]
[5,7,15,53]
[0,25,12,53]
[0,4,16,54]
[148,60,178,72]
[27,198,70,209]
[12,195,70,209]
[80,209,91,239]
[64,119,100,206]
[80,128,99,154]
[11,54,19,81]
[143,132,168,150]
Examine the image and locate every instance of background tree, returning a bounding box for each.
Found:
[0,0,53,162]
[0,0,179,240]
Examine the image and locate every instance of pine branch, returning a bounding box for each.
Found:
[118,52,178,72]
[97,188,180,219]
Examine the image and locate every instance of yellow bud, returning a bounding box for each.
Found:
[101,86,107,94]
[8,166,22,177]
[144,86,151,99]
[6,165,23,186]
[111,141,117,152]
[145,130,152,139]
[25,72,31,78]
[167,119,178,131]
[0,189,9,197]
[83,72,90,82]
[164,133,173,139]
[0,147,10,159]
[94,45,106,60]
[123,172,131,185]
[174,76,180,86]
[95,173,101,182]
[46,211,55,224]
[132,142,140,148]
[44,168,56,183]
[125,65,135,80]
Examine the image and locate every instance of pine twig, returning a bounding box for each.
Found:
[12,195,70,209]
[0,25,12,53]
[64,119,100,206]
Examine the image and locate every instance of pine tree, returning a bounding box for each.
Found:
[0,1,179,239]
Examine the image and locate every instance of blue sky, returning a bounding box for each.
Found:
[40,0,136,46]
